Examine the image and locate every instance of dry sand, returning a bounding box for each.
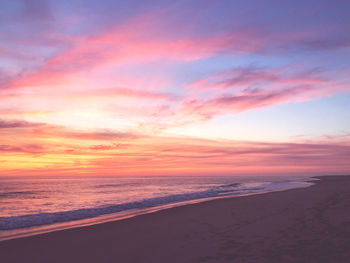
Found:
[1,175,350,263]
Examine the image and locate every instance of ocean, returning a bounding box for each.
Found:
[0,175,314,240]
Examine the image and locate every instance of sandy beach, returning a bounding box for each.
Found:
[1,175,350,263]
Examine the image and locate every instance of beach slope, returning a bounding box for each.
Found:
[1,175,350,263]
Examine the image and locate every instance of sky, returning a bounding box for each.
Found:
[0,0,349,176]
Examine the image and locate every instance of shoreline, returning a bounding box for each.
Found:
[0,177,313,242]
[1,175,350,262]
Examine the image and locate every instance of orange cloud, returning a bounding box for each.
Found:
[0,118,349,176]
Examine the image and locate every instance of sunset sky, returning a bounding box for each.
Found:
[0,0,349,176]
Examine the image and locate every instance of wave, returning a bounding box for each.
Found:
[0,191,42,199]
[94,183,140,189]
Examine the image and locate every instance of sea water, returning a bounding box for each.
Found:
[0,175,314,240]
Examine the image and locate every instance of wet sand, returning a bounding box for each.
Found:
[1,175,350,263]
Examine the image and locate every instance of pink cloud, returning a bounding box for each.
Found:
[144,84,315,129]
[7,11,274,91]
[1,86,178,101]
[1,9,349,137]
[0,144,44,154]
[0,119,44,129]
[187,66,327,91]
[77,87,179,100]
[161,66,350,127]
[0,119,139,141]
